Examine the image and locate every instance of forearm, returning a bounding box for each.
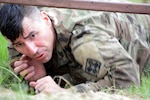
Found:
[69,61,140,93]
[110,61,140,89]
[69,75,112,93]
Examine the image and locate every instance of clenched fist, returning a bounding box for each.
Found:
[13,55,46,81]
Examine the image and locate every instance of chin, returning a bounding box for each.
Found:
[41,55,52,63]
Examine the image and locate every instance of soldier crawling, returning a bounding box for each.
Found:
[0,3,149,94]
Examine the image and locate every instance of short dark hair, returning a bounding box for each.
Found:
[0,4,40,42]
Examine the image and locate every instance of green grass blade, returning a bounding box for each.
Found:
[0,66,22,82]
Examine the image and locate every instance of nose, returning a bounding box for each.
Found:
[25,42,38,55]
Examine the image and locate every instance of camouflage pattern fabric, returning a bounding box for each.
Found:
[8,6,150,93]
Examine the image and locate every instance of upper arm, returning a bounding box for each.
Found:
[70,24,139,86]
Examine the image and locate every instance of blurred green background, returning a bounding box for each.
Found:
[129,0,150,3]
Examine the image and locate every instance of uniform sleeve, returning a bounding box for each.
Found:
[69,24,140,93]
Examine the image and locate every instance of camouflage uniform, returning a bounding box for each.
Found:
[8,7,150,93]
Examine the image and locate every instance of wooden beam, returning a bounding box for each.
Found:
[0,0,150,14]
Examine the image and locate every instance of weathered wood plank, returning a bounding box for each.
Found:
[0,0,150,14]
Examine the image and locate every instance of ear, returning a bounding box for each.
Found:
[40,11,52,26]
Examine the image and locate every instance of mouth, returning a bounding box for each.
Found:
[35,53,45,60]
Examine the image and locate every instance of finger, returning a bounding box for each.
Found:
[35,83,46,94]
[20,54,32,61]
[35,80,46,90]
[29,81,42,94]
[34,76,52,90]
[19,66,34,78]
[36,76,52,83]
[29,81,37,88]
[14,60,28,68]
[14,63,28,74]
[24,71,35,81]
[34,81,46,94]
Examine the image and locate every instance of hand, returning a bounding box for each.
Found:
[29,76,68,94]
[13,55,46,81]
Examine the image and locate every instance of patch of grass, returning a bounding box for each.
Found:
[0,34,11,87]
[127,76,150,99]
[0,34,33,96]
[129,0,150,3]
[0,34,8,64]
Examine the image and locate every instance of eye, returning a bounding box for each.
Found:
[14,43,23,47]
[31,34,35,38]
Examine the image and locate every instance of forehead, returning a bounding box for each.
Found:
[22,17,34,29]
[22,17,37,36]
[11,17,40,44]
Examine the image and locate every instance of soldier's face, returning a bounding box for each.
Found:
[12,11,55,63]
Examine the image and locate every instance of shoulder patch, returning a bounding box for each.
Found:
[85,58,101,77]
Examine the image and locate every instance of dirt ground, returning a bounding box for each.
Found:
[0,87,141,100]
